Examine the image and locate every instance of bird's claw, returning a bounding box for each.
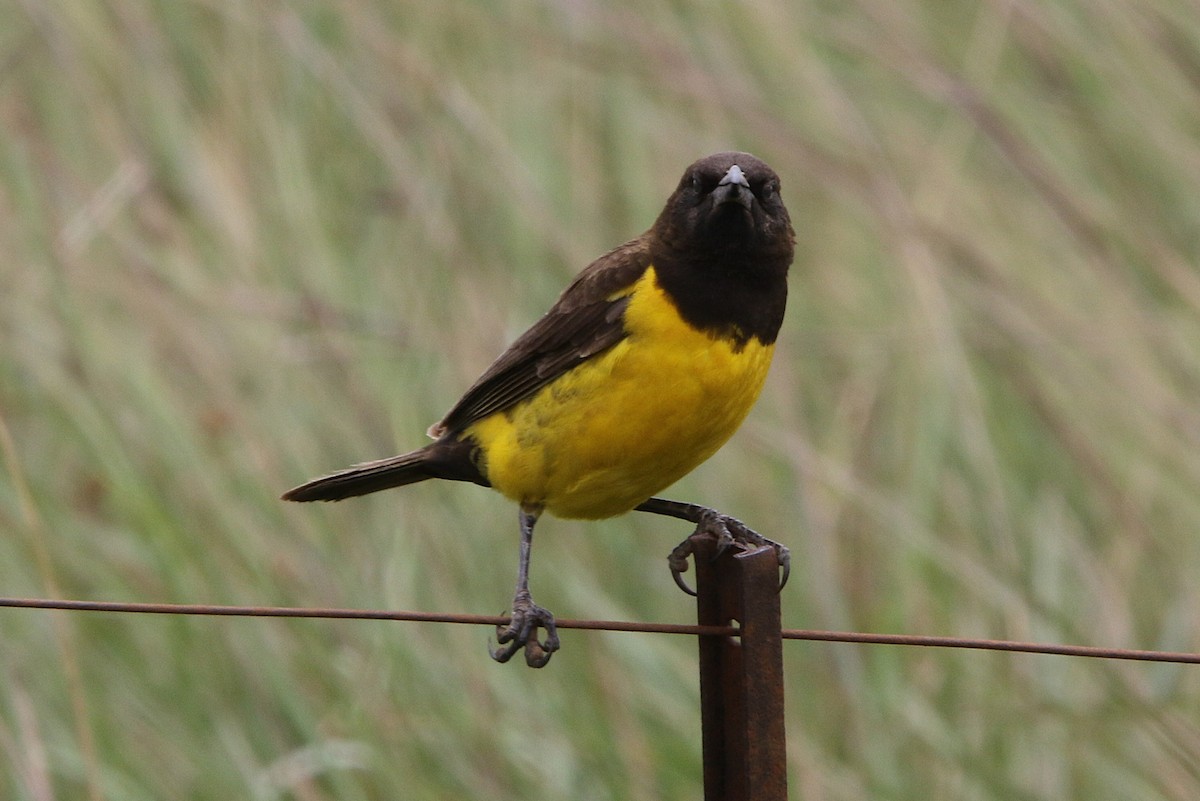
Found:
[490,591,560,668]
[669,539,698,596]
[667,511,790,595]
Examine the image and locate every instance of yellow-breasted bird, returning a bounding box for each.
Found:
[283,152,794,667]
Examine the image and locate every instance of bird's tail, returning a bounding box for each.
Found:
[283,448,436,502]
[282,438,487,502]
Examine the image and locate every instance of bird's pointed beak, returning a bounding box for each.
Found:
[712,164,753,210]
[720,164,748,188]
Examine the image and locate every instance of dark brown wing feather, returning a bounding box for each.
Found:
[431,237,651,437]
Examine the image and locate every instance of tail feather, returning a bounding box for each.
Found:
[282,437,488,502]
[282,449,434,502]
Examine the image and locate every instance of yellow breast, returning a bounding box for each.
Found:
[465,266,774,519]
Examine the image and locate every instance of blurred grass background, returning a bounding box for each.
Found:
[3,1,1200,798]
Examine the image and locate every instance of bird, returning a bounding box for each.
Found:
[283,151,795,667]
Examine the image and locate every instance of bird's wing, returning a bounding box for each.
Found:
[430,237,651,437]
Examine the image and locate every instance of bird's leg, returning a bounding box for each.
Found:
[634,497,790,595]
[490,505,560,668]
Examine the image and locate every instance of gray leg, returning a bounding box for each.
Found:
[635,497,791,594]
[491,506,560,668]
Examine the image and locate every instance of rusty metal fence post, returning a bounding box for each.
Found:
[693,535,788,801]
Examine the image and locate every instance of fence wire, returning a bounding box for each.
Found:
[2,596,1198,664]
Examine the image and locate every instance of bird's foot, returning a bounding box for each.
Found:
[490,590,560,668]
[669,509,790,596]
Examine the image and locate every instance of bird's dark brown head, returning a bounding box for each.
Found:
[649,152,794,346]
[653,151,795,268]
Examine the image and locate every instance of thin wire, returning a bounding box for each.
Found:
[0,597,737,637]
[780,628,1200,664]
[2,596,1198,664]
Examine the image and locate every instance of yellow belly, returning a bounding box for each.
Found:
[465,266,774,519]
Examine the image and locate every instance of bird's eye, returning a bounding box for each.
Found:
[761,180,779,199]
[690,173,704,192]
